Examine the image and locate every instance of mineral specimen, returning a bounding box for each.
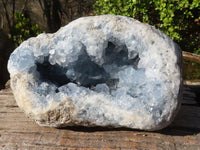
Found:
[8,15,182,131]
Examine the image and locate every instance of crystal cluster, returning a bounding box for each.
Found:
[8,15,182,130]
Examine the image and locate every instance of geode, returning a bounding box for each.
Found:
[8,15,182,131]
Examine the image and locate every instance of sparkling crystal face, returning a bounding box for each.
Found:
[36,41,139,91]
[7,15,182,130]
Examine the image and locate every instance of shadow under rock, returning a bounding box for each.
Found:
[158,126,200,136]
[59,125,137,133]
[59,121,200,136]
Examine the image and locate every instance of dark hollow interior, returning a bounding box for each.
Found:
[36,61,70,87]
[36,42,140,90]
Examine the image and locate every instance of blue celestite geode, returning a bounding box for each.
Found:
[8,15,182,131]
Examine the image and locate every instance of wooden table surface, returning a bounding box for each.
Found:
[0,85,200,150]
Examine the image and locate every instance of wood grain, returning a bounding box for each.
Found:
[183,51,200,64]
[0,86,200,150]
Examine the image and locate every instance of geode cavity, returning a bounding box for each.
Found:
[8,15,182,131]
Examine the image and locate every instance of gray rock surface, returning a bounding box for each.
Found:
[8,15,183,131]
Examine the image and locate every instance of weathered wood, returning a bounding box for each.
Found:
[0,87,200,150]
[183,51,200,64]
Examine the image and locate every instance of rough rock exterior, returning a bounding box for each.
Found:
[8,15,182,131]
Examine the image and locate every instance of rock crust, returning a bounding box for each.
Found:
[8,15,183,131]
